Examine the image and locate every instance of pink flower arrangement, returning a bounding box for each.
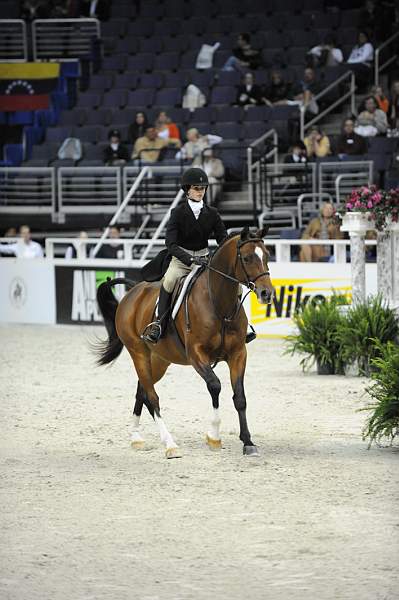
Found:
[341,185,399,231]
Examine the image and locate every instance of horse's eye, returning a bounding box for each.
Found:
[243,255,252,263]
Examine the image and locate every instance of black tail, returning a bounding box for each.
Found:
[94,277,136,366]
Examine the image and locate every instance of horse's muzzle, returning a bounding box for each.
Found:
[257,287,274,305]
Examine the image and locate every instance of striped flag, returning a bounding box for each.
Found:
[0,63,60,111]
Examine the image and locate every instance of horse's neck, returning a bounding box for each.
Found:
[208,239,239,319]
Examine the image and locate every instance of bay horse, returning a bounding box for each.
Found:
[94,226,274,458]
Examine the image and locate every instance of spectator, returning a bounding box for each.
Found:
[370,85,390,114]
[335,118,368,156]
[291,67,321,115]
[155,110,181,141]
[236,72,264,107]
[177,128,223,161]
[222,33,262,73]
[389,80,399,128]
[4,227,17,237]
[347,31,374,90]
[192,149,225,204]
[132,127,180,163]
[263,70,290,105]
[284,141,308,164]
[0,225,43,258]
[355,96,388,137]
[95,226,124,259]
[78,0,110,20]
[304,125,331,158]
[128,111,148,146]
[65,231,89,259]
[103,129,129,166]
[299,202,342,262]
[307,34,343,68]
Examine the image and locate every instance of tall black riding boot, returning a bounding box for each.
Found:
[141,286,172,344]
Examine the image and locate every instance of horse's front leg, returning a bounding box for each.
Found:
[189,347,222,450]
[227,346,258,456]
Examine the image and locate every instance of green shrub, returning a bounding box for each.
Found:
[336,295,399,375]
[361,341,399,447]
[285,294,348,373]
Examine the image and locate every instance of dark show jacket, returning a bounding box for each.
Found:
[141,199,227,282]
[236,84,263,106]
[335,133,368,155]
[103,143,129,164]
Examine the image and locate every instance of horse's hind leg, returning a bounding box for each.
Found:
[129,349,181,459]
[130,382,150,450]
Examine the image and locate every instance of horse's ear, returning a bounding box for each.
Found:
[256,226,269,239]
[240,226,250,241]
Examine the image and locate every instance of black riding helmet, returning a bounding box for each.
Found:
[181,167,209,193]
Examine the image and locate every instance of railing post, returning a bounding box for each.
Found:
[374,48,379,87]
[300,105,305,140]
[350,72,356,115]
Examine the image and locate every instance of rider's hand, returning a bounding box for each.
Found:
[191,256,208,267]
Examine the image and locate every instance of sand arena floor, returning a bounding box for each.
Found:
[0,324,398,600]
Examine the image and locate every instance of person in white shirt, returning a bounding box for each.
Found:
[308,35,343,68]
[0,225,44,258]
[347,31,374,90]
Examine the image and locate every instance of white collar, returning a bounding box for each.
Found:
[187,198,203,219]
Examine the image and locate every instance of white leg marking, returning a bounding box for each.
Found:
[154,414,178,450]
[130,413,145,445]
[208,407,221,441]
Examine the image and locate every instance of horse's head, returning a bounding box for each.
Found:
[236,226,274,305]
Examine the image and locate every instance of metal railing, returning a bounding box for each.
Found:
[141,189,184,260]
[0,167,56,215]
[32,18,100,61]
[247,129,278,221]
[57,166,122,218]
[299,70,356,140]
[319,161,373,197]
[334,172,371,205]
[0,20,27,62]
[263,162,317,212]
[375,31,399,86]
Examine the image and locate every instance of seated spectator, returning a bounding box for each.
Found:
[236,72,264,107]
[132,127,180,163]
[0,225,43,258]
[389,80,399,128]
[335,118,368,156]
[95,225,124,259]
[65,231,89,259]
[192,149,225,204]
[355,96,388,137]
[299,202,342,262]
[304,126,331,158]
[177,128,222,161]
[263,70,290,105]
[347,31,374,90]
[307,35,343,68]
[284,141,308,164]
[370,85,389,114]
[79,0,110,20]
[155,110,181,141]
[103,129,129,166]
[128,111,148,146]
[291,68,321,115]
[222,33,262,73]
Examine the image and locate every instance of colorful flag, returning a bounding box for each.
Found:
[0,63,60,111]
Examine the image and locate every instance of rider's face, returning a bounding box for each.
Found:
[188,185,206,202]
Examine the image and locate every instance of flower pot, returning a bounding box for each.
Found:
[340,211,373,233]
[317,360,334,375]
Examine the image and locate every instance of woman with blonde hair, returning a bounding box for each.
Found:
[299,202,342,262]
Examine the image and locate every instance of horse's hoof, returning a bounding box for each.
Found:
[206,435,222,451]
[243,445,259,456]
[131,440,146,450]
[165,447,182,459]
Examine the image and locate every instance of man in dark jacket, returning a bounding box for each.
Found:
[236,72,264,107]
[141,168,226,344]
[103,129,129,166]
[335,118,368,156]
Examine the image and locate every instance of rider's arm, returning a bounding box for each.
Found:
[165,209,193,266]
[213,210,228,245]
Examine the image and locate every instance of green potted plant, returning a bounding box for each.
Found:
[337,295,399,376]
[285,294,348,374]
[361,341,399,447]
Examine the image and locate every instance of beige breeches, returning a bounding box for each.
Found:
[162,247,209,293]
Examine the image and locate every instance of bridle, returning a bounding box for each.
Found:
[207,237,270,292]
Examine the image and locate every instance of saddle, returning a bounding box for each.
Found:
[155,265,203,331]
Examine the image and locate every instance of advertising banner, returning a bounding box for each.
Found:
[55,266,142,325]
[244,263,377,338]
[0,259,55,324]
